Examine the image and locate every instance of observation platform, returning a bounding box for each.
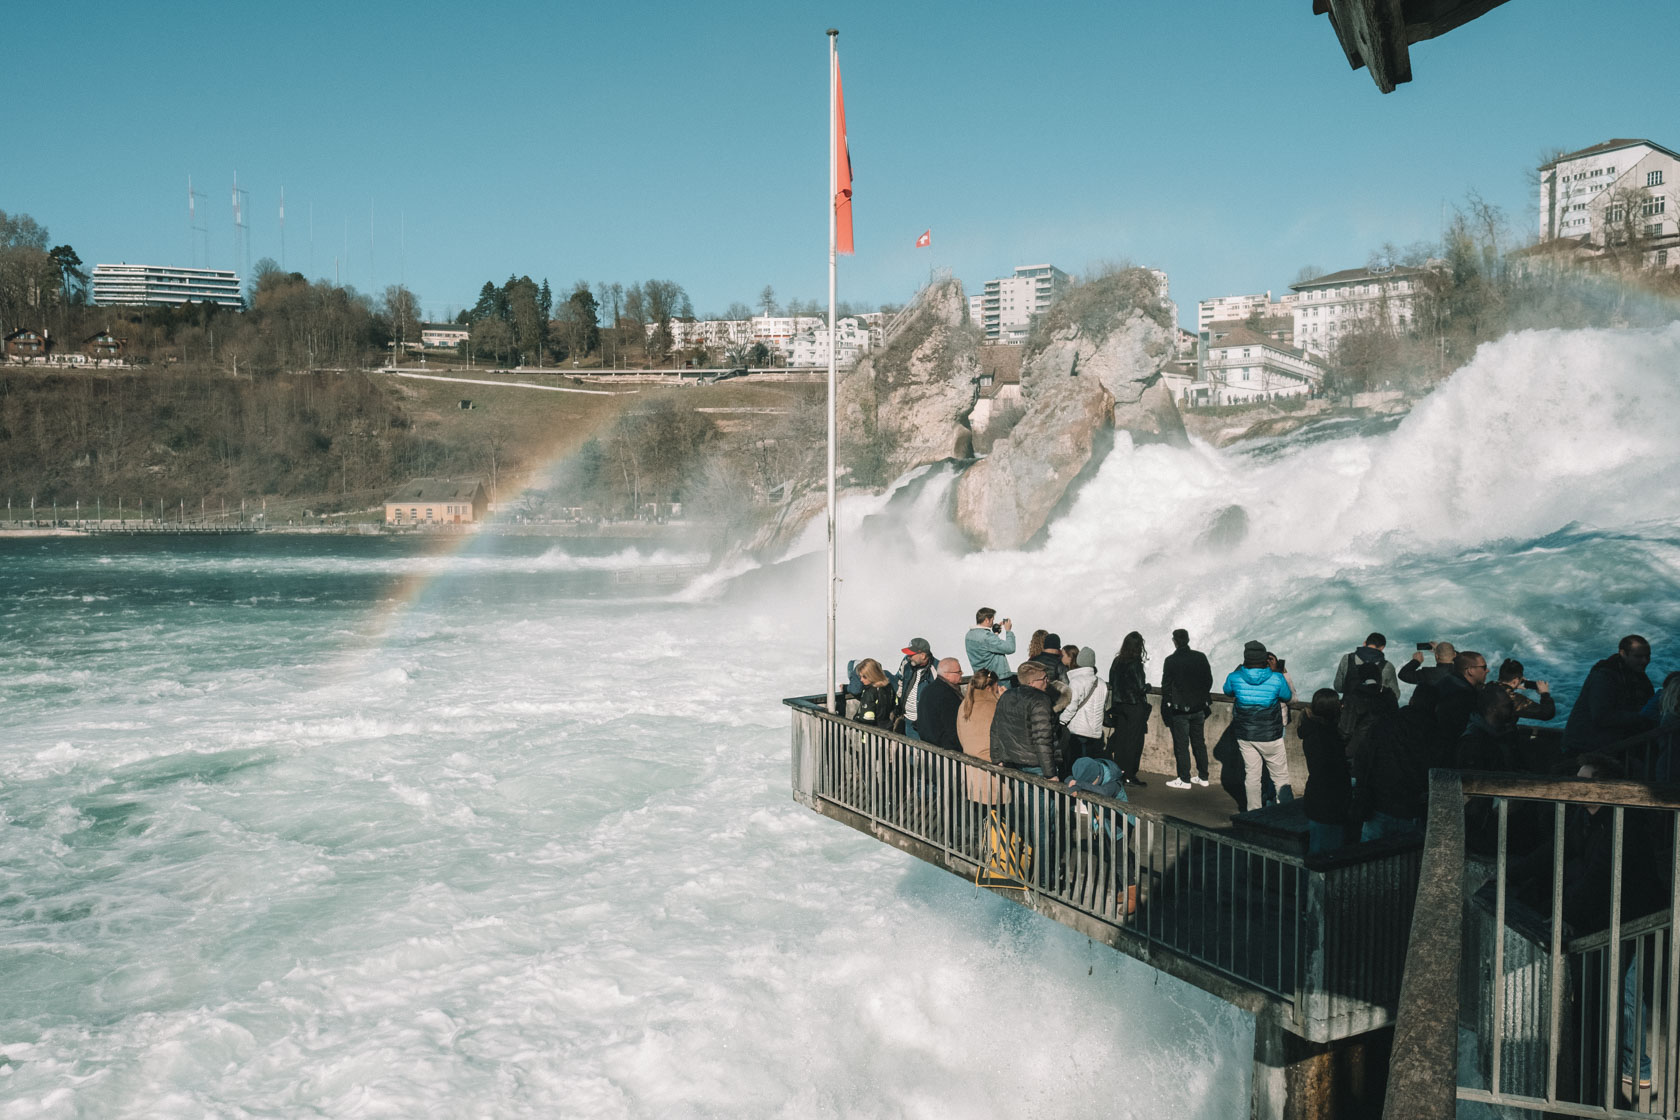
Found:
[788,691,1678,1120]
[785,693,1419,1118]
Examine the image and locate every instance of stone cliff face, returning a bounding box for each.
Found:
[750,269,1189,558]
[837,278,979,482]
[954,275,1186,549]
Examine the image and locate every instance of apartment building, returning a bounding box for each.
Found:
[978,264,1069,342]
[1538,139,1678,249]
[785,317,872,369]
[1288,265,1426,354]
[92,263,244,309]
[1197,291,1296,332]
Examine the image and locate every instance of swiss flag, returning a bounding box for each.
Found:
[915,230,931,248]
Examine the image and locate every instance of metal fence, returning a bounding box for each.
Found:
[786,696,1421,1043]
[1455,773,1680,1117]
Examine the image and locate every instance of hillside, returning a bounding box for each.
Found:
[0,365,819,524]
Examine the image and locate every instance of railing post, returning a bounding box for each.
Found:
[791,706,818,807]
[1300,865,1330,1040]
[1383,769,1464,1119]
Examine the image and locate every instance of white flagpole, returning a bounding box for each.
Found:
[825,28,839,715]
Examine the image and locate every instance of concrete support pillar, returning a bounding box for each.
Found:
[1252,1009,1393,1120]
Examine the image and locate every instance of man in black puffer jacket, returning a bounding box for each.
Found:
[991,660,1058,776]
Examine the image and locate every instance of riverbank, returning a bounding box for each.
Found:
[0,519,714,541]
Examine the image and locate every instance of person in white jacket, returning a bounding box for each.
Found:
[1061,645,1107,770]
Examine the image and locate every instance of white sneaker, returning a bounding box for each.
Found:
[1191,775,1210,787]
[1166,778,1192,790]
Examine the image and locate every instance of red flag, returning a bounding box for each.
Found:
[915,229,931,248]
[834,56,853,255]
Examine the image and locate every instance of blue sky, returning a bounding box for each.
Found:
[6,0,1676,326]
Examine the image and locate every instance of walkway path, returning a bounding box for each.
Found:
[386,371,632,396]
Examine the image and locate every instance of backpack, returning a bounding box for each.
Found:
[1347,650,1386,694]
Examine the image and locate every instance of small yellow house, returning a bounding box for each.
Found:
[384,478,488,527]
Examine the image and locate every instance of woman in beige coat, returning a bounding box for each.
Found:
[956,669,1007,805]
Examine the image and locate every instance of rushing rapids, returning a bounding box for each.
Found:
[2,325,1678,1117]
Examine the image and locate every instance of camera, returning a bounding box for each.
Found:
[992,623,1002,633]
[1417,641,1434,651]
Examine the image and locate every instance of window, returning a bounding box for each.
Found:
[1608,205,1626,223]
[1649,170,1665,187]
[1642,197,1666,217]
[1647,223,1664,239]
[1660,250,1670,267]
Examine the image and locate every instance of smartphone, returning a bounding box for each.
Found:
[1417,642,1434,651]
[1520,678,1538,690]
[1274,658,1287,672]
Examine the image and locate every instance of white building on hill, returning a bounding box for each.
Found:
[1197,291,1296,332]
[786,318,872,368]
[1288,265,1426,355]
[1535,138,1679,269]
[1201,326,1325,404]
[92,264,243,309]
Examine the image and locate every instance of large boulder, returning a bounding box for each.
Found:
[954,273,1185,548]
[838,278,978,481]
[953,370,1112,550]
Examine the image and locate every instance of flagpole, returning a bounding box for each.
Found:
[825,27,839,715]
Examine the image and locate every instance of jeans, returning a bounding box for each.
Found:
[902,720,922,741]
[1238,737,1291,813]
[1165,709,1209,780]
[1623,951,1654,1083]
[1360,811,1422,843]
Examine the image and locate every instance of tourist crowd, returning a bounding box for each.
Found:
[843,610,1678,856]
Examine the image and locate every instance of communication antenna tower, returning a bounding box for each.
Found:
[187,175,208,266]
[231,171,251,283]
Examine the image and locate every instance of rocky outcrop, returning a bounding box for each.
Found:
[838,278,979,480]
[954,272,1185,549]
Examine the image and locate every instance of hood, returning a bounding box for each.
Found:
[1234,666,1276,685]
[1067,664,1096,682]
[1354,646,1386,665]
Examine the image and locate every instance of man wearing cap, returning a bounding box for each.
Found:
[896,638,938,741]
[1222,640,1294,812]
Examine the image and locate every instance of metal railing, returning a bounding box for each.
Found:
[1452,772,1680,1117]
[786,696,1422,1042]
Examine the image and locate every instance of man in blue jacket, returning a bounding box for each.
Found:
[965,607,1016,678]
[1223,640,1294,813]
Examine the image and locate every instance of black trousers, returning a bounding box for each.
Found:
[1166,709,1210,780]
[1110,701,1150,778]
